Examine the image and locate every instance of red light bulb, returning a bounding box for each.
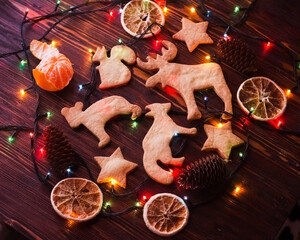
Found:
[277,120,282,128]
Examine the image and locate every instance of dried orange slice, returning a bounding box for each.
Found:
[143,193,189,236]
[121,0,165,38]
[51,178,103,221]
[30,40,59,60]
[237,77,287,121]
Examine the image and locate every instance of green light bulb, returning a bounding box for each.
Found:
[131,121,138,129]
[234,6,240,13]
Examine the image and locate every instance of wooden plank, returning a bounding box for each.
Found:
[0,0,299,239]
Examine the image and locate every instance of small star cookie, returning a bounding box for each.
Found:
[94,147,138,188]
[202,122,244,159]
[172,17,213,52]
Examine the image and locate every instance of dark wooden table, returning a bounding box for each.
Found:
[1,0,300,239]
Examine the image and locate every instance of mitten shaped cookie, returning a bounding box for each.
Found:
[92,45,136,89]
[142,102,197,184]
[61,96,142,148]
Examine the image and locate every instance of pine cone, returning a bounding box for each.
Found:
[43,126,79,176]
[218,38,257,74]
[177,154,227,190]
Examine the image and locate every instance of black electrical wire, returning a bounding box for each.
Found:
[196,0,299,93]
[0,0,298,215]
[100,206,143,217]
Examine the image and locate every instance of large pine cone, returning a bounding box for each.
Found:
[177,154,227,190]
[43,126,78,176]
[218,38,257,73]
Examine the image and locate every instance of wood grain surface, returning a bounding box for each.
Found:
[0,0,300,239]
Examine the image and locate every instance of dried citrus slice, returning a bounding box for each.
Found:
[30,40,59,60]
[51,178,103,221]
[121,0,165,38]
[143,193,189,237]
[237,77,287,121]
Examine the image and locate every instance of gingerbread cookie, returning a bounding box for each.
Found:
[142,103,197,185]
[92,45,136,89]
[95,147,138,188]
[137,41,232,120]
[202,122,244,159]
[61,96,142,148]
[172,18,213,52]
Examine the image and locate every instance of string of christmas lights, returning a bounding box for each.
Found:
[0,0,299,217]
[82,16,299,136]
[22,0,131,185]
[196,0,299,93]
[0,0,289,180]
[68,108,251,210]
[0,0,144,217]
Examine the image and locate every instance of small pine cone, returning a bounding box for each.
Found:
[177,154,227,190]
[217,38,257,74]
[43,126,78,176]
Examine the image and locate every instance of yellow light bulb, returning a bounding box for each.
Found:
[51,41,56,47]
[163,7,167,13]
[233,185,244,196]
[286,89,291,96]
[20,89,25,96]
[190,7,195,13]
[205,55,210,60]
[218,123,223,128]
[110,179,117,185]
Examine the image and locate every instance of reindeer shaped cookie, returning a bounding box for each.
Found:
[137,41,232,120]
[92,45,136,89]
[61,96,142,148]
[143,103,197,184]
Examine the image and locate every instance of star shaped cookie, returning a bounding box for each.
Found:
[172,17,213,52]
[202,122,244,159]
[94,147,138,188]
